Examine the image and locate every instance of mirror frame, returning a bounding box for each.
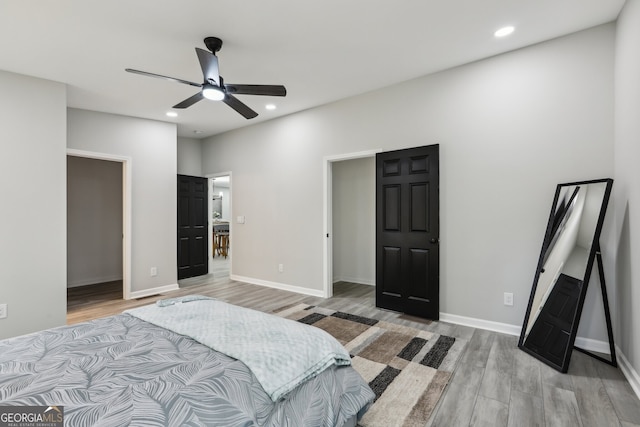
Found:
[518,178,613,372]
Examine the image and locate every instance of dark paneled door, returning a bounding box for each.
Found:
[177,175,208,280]
[376,145,439,320]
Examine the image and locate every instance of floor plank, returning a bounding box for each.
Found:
[512,348,542,397]
[460,328,495,369]
[507,390,544,427]
[478,334,515,404]
[596,359,640,425]
[427,362,485,427]
[543,384,584,427]
[540,359,575,392]
[470,396,509,427]
[570,352,622,427]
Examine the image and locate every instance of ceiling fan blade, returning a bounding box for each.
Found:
[196,48,220,86]
[125,68,202,88]
[223,94,258,119]
[224,84,287,97]
[173,92,205,109]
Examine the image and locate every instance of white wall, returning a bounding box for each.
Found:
[202,24,615,337]
[0,70,67,339]
[614,0,640,386]
[177,137,203,176]
[67,156,123,287]
[67,109,178,294]
[332,157,375,286]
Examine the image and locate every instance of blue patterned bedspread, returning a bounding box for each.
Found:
[0,313,373,426]
[125,296,351,401]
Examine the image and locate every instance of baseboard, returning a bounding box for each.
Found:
[615,346,640,401]
[128,283,179,300]
[574,336,613,354]
[440,312,613,354]
[67,275,123,288]
[439,312,522,336]
[332,276,375,286]
[230,274,325,298]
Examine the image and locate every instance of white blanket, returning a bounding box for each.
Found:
[125,296,351,401]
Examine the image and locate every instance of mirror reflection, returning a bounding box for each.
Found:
[519,179,612,372]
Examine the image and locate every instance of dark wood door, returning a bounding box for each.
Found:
[376,145,440,319]
[524,273,582,370]
[177,175,208,280]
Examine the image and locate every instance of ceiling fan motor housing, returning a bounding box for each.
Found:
[204,37,223,54]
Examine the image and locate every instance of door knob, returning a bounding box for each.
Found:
[430,238,439,244]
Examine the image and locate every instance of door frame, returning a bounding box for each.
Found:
[206,171,232,275]
[323,149,382,298]
[66,149,132,300]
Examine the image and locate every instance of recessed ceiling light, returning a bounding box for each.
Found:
[166,111,178,117]
[265,104,277,110]
[494,26,515,38]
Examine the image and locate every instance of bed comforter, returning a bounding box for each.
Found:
[125,296,351,401]
[0,313,373,426]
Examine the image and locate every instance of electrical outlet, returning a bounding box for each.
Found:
[150,267,158,277]
[0,303,7,319]
[504,293,514,306]
[278,264,284,273]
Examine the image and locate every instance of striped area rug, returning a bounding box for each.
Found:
[274,304,466,427]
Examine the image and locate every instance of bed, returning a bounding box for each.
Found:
[0,296,374,426]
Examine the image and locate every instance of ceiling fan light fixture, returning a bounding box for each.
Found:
[202,85,225,101]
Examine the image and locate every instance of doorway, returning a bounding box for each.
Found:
[323,150,380,298]
[332,157,376,286]
[66,149,132,313]
[324,146,440,320]
[208,173,232,278]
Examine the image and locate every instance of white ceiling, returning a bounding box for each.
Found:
[0,1,625,139]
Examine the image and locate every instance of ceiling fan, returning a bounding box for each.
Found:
[125,36,286,119]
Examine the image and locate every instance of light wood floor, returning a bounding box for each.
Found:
[67,278,640,427]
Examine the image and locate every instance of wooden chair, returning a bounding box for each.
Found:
[213,223,230,258]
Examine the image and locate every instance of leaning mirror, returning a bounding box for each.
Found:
[518,178,614,372]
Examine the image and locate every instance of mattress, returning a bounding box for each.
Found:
[0,312,374,426]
